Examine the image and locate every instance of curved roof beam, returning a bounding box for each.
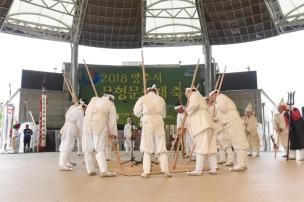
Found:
[20,0,75,16]
[7,12,71,29]
[147,0,195,9]
[146,23,201,34]
[285,3,304,17]
[6,17,70,31]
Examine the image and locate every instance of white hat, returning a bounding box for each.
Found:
[185,86,197,93]
[278,98,287,107]
[174,105,183,110]
[103,93,115,101]
[147,84,158,94]
[245,103,253,112]
[79,99,87,107]
[208,89,218,97]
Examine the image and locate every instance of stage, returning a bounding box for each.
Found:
[0,151,303,202]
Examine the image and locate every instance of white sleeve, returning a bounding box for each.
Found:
[133,97,143,118]
[161,99,166,118]
[247,117,257,133]
[186,94,199,115]
[215,95,228,113]
[108,104,118,136]
[76,108,84,134]
[123,125,127,138]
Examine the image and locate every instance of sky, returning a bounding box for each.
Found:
[0,30,303,108]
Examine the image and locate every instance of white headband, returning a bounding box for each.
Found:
[208,90,218,97]
[103,94,115,101]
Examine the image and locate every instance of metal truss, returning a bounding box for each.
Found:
[20,0,76,16]
[2,14,70,41]
[1,0,76,42]
[70,0,87,43]
[144,0,203,46]
[146,5,198,20]
[264,0,304,34]
[144,31,202,47]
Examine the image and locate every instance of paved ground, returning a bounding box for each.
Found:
[0,151,303,202]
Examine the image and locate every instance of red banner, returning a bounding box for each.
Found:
[39,94,47,150]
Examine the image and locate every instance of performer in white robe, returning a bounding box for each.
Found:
[243,103,260,157]
[185,88,217,176]
[59,102,85,171]
[124,118,134,154]
[273,99,289,157]
[82,93,118,177]
[12,123,21,153]
[133,84,172,178]
[209,90,249,172]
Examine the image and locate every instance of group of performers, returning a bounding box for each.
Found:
[58,84,304,178]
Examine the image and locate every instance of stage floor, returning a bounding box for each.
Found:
[1,151,303,202]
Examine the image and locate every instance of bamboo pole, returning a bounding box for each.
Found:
[171,59,200,169]
[83,59,98,97]
[216,65,227,96]
[66,76,79,104]
[63,75,78,104]
[141,50,147,95]
[214,74,222,91]
[187,145,196,164]
[191,59,200,88]
[63,76,75,104]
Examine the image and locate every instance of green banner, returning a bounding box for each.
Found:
[78,64,203,125]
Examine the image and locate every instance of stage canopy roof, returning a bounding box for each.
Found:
[1,0,304,49]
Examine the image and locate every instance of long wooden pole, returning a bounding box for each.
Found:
[214,74,222,91]
[216,65,227,96]
[66,76,79,104]
[107,123,124,172]
[83,59,98,97]
[63,75,78,104]
[191,59,200,88]
[211,66,227,118]
[141,50,147,95]
[187,145,195,164]
[63,76,75,104]
[171,59,200,169]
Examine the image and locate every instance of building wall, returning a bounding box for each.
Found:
[18,89,70,129]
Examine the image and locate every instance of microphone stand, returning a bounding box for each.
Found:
[121,100,142,166]
[122,118,142,166]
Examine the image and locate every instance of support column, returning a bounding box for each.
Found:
[203,44,212,96]
[71,42,79,99]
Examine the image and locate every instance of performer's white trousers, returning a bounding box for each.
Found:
[59,131,77,167]
[218,147,233,163]
[235,149,247,168]
[82,128,109,173]
[84,151,107,173]
[227,147,234,164]
[125,139,134,153]
[218,149,226,162]
[143,152,169,174]
[289,150,296,159]
[76,136,82,155]
[300,149,304,159]
[289,149,304,159]
[59,151,69,167]
[106,143,112,159]
[195,153,217,172]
